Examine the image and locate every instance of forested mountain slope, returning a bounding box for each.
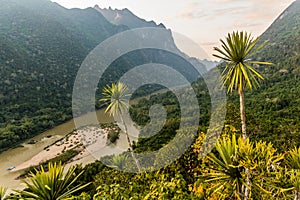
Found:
[225,0,300,149]
[0,0,126,150]
[0,0,206,150]
[129,0,300,151]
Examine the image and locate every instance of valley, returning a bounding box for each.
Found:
[0,0,299,199]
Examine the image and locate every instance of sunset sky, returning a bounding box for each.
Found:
[51,0,295,60]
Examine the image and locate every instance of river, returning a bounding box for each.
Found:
[0,109,114,191]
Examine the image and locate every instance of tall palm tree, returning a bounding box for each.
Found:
[15,162,90,200]
[213,31,272,140]
[101,82,141,171]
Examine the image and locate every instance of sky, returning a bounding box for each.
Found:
[51,0,295,60]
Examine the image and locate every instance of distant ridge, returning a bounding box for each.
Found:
[94,5,165,29]
[94,5,218,72]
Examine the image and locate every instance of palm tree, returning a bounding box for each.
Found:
[286,147,300,169]
[101,82,141,171]
[16,162,90,200]
[200,134,283,199]
[0,187,7,200]
[200,134,244,199]
[286,147,300,200]
[108,154,129,171]
[213,31,272,140]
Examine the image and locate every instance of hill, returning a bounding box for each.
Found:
[238,0,300,148]
[128,0,300,151]
[0,0,126,150]
[1,1,300,199]
[0,0,208,150]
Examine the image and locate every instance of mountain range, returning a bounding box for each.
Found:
[129,0,300,151]
[0,0,299,151]
[0,0,214,150]
[94,5,165,29]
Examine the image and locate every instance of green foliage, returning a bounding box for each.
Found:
[0,0,201,151]
[214,31,271,93]
[100,82,141,171]
[2,1,300,199]
[92,169,194,200]
[214,31,272,142]
[144,173,192,200]
[103,123,121,144]
[15,162,90,200]
[107,154,129,171]
[94,183,142,200]
[92,167,151,199]
[286,147,300,169]
[107,131,120,144]
[131,86,210,153]
[69,192,92,200]
[10,130,300,199]
[199,133,287,199]
[0,0,121,151]
[286,148,300,198]
[237,0,300,148]
[21,149,79,178]
[0,187,7,200]
[200,134,244,199]
[100,82,130,117]
[72,161,107,195]
[64,130,205,199]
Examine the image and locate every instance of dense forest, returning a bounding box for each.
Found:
[233,0,300,149]
[0,0,210,151]
[0,0,122,150]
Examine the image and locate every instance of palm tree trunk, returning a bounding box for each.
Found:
[239,89,247,140]
[294,190,300,200]
[244,168,250,200]
[239,89,250,200]
[119,114,141,171]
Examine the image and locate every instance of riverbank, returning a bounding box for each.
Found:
[11,125,110,172]
[0,109,114,191]
[0,104,142,192]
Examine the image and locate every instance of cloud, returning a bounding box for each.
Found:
[174,7,244,19]
[174,0,250,20]
[226,22,265,30]
[174,2,206,19]
[177,10,209,19]
[200,42,219,46]
[213,6,247,16]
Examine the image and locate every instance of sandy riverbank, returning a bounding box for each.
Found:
[9,118,140,176]
[11,125,110,172]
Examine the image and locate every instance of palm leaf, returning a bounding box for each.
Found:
[213,31,272,93]
[15,162,90,199]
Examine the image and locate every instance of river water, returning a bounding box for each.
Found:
[0,109,114,191]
